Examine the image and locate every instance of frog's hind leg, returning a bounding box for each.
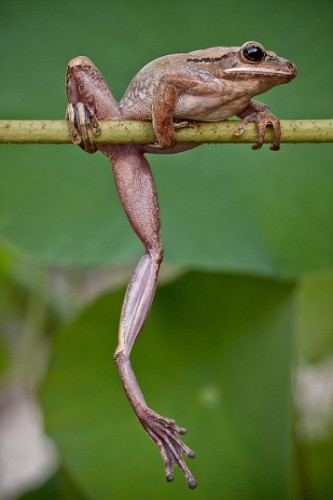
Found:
[108,145,197,489]
[66,55,123,151]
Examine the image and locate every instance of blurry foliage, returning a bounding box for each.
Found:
[0,0,333,498]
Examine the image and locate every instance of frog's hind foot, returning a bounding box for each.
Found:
[66,102,101,153]
[138,406,197,489]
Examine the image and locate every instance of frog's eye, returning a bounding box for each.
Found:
[242,43,266,62]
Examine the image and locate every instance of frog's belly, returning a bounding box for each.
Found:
[174,94,249,121]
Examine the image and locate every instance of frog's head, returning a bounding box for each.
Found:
[222,41,297,90]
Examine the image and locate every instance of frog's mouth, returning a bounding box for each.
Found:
[224,67,297,80]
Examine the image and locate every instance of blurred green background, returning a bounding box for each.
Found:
[0,0,333,498]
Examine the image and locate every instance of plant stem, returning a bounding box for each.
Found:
[0,119,332,144]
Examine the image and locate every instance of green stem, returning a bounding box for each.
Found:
[0,119,332,144]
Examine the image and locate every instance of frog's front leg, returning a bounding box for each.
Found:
[152,75,220,148]
[66,57,197,488]
[235,100,281,150]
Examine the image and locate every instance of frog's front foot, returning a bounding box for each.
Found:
[149,120,196,151]
[66,102,101,153]
[235,106,281,151]
[137,405,197,489]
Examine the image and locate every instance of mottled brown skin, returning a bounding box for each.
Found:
[65,41,296,489]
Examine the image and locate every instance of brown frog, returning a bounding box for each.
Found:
[66,41,296,488]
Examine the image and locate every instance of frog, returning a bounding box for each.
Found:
[66,41,296,488]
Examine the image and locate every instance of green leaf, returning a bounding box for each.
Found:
[41,272,294,499]
[18,466,88,500]
[0,343,9,376]
[303,433,333,499]
[296,271,333,362]
[1,0,333,276]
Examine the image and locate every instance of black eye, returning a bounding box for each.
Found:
[243,44,265,62]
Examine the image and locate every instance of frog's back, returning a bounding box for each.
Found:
[119,47,229,119]
[119,53,186,118]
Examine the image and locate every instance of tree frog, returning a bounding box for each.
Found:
[66,41,296,488]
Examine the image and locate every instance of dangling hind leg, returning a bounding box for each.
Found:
[109,145,197,488]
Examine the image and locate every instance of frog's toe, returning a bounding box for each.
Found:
[66,102,101,153]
